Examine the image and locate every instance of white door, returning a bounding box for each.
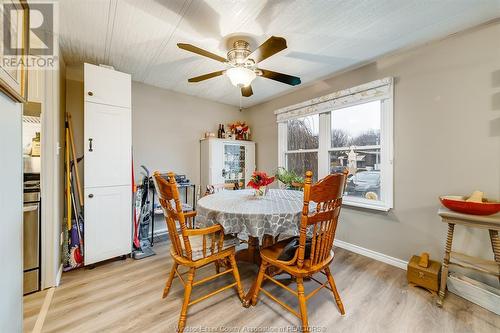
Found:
[84,185,132,265]
[210,140,224,185]
[84,102,131,188]
[84,63,131,108]
[245,143,256,186]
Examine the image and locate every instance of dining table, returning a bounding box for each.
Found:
[196,188,305,264]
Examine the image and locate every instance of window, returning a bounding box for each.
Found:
[277,78,393,211]
[285,115,319,182]
[330,101,382,201]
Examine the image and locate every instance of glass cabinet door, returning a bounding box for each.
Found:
[223,144,246,188]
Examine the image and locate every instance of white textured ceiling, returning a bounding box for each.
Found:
[59,0,500,108]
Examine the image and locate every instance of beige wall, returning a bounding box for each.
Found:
[131,81,239,185]
[40,50,67,288]
[245,21,500,278]
[66,67,240,188]
[58,56,67,268]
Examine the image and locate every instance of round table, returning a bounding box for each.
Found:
[196,189,304,263]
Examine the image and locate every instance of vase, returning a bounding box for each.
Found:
[255,186,268,197]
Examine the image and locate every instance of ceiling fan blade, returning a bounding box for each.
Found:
[177,43,227,63]
[188,70,225,83]
[241,85,253,97]
[246,36,287,64]
[259,69,301,86]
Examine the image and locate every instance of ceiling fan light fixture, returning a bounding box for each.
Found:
[226,67,256,87]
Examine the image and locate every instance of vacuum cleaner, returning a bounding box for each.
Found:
[132,165,155,260]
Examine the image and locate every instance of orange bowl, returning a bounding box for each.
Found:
[439,196,500,216]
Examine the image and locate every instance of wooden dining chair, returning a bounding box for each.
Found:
[152,172,244,333]
[249,170,348,333]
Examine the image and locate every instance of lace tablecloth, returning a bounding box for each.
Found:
[196,189,304,240]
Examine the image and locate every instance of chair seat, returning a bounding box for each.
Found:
[180,233,238,261]
[260,239,334,274]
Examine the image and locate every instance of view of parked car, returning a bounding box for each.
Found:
[345,170,380,197]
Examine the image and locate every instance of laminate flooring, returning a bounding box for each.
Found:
[24,241,500,332]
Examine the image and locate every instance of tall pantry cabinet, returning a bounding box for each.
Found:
[83,63,132,265]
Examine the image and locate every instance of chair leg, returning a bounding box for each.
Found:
[229,254,244,301]
[163,262,178,299]
[251,262,268,306]
[178,267,195,333]
[296,277,309,333]
[325,266,345,315]
[214,260,220,274]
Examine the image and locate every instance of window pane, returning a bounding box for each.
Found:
[287,114,319,150]
[287,152,318,182]
[329,150,349,174]
[331,100,381,148]
[330,148,381,200]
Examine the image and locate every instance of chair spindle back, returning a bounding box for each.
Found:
[152,171,193,259]
[297,170,348,269]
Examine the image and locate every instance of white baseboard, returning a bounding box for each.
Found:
[334,239,408,270]
[55,264,63,286]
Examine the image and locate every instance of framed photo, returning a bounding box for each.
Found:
[0,0,28,102]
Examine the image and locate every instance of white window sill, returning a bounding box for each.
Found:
[342,197,392,212]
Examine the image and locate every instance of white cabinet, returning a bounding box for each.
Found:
[84,102,131,188]
[200,138,255,191]
[84,186,132,265]
[84,64,131,108]
[84,63,132,266]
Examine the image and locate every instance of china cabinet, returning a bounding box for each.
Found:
[200,138,255,192]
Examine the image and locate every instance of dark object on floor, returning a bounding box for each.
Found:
[277,237,312,261]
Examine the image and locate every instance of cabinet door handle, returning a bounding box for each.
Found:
[88,91,94,96]
[88,138,93,152]
[88,194,94,198]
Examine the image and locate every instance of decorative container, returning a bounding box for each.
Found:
[407,254,441,295]
[439,196,500,216]
[255,186,268,197]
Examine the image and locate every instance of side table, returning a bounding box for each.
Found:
[437,208,500,306]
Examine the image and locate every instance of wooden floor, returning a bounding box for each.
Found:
[24,241,500,333]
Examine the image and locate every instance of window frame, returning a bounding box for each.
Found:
[277,78,394,211]
[279,114,320,181]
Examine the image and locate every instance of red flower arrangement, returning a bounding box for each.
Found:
[247,171,275,189]
[229,121,250,140]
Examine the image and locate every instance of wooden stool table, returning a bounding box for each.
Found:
[437,208,500,307]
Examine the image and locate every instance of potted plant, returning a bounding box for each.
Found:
[275,167,304,190]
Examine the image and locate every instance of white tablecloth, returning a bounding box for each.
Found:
[196,189,305,240]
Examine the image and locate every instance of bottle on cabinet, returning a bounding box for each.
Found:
[221,124,225,138]
[217,124,222,138]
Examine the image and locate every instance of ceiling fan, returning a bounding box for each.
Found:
[177,36,301,97]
